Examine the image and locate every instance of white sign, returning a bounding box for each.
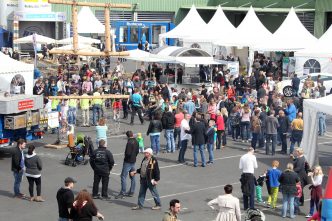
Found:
[48,111,59,128]
[227,62,240,77]
[18,0,51,13]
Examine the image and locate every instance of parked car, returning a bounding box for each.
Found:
[282,73,332,97]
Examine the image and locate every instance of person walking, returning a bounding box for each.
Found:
[24,144,44,202]
[207,184,241,221]
[9,139,26,198]
[57,177,76,221]
[239,147,258,210]
[266,160,282,209]
[130,88,144,125]
[90,140,114,200]
[162,199,181,221]
[206,119,216,164]
[178,112,191,164]
[265,110,279,155]
[186,114,207,167]
[70,189,104,221]
[131,148,161,210]
[161,107,176,153]
[116,131,139,199]
[215,110,225,149]
[279,163,300,219]
[92,89,102,126]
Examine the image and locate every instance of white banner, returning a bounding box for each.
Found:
[48,111,59,128]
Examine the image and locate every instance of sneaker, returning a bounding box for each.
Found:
[305,214,312,218]
[93,194,100,199]
[132,205,142,210]
[151,205,161,210]
[100,196,111,201]
[126,192,134,197]
[115,194,125,199]
[266,203,271,208]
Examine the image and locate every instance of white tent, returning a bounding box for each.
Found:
[159,5,206,39]
[50,44,100,53]
[295,24,332,57]
[77,6,105,34]
[0,52,34,95]
[303,95,332,167]
[214,6,272,47]
[14,34,56,44]
[184,6,236,42]
[124,49,174,63]
[57,35,101,45]
[253,7,317,51]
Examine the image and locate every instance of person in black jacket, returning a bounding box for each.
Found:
[278,110,290,154]
[9,138,27,198]
[186,114,207,167]
[161,109,176,153]
[116,131,139,199]
[146,115,163,155]
[131,148,161,210]
[90,139,114,200]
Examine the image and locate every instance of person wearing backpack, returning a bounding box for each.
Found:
[229,107,241,141]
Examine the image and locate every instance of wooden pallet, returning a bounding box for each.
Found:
[44,144,68,149]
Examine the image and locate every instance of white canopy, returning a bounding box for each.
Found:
[14,34,56,44]
[303,95,332,167]
[77,6,105,34]
[295,24,332,57]
[159,5,206,39]
[57,35,101,45]
[253,7,317,51]
[184,6,236,42]
[50,44,100,53]
[0,52,34,95]
[124,49,175,63]
[214,6,272,47]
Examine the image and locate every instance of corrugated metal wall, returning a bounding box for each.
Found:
[314,0,332,37]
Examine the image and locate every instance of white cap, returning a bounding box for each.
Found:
[144,148,153,155]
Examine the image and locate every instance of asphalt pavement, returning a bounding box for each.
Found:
[0,112,331,221]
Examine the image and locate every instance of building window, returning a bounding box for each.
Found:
[119,26,128,43]
[130,27,139,43]
[10,74,25,94]
[152,25,166,44]
[303,59,321,74]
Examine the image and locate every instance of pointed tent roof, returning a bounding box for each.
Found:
[184,6,236,42]
[214,6,272,47]
[160,5,206,39]
[14,34,56,44]
[295,24,332,57]
[57,35,101,45]
[77,6,105,34]
[254,7,317,51]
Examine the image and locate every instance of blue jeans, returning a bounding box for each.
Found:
[150,135,160,154]
[251,133,259,149]
[120,162,136,195]
[207,143,214,163]
[178,140,188,163]
[67,107,76,125]
[258,131,266,148]
[193,144,206,167]
[241,121,250,140]
[265,134,277,155]
[138,178,161,207]
[13,170,23,196]
[282,193,295,218]
[294,197,300,215]
[165,129,175,152]
[174,127,181,149]
[93,104,101,125]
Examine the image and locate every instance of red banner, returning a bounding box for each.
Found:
[18,100,34,110]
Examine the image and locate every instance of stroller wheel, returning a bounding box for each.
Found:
[72,161,77,167]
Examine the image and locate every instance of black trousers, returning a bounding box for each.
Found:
[26,176,41,197]
[130,106,144,124]
[279,132,287,153]
[92,173,109,197]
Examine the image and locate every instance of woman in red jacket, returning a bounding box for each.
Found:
[215,110,225,149]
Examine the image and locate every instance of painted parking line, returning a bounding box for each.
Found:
[146,181,241,201]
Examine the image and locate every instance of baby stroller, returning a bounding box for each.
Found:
[245,208,265,221]
[65,133,93,167]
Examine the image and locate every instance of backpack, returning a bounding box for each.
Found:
[230,113,240,126]
[245,208,264,221]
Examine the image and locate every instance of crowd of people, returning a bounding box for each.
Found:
[4,54,329,221]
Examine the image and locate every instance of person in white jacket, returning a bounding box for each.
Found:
[208,184,241,221]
